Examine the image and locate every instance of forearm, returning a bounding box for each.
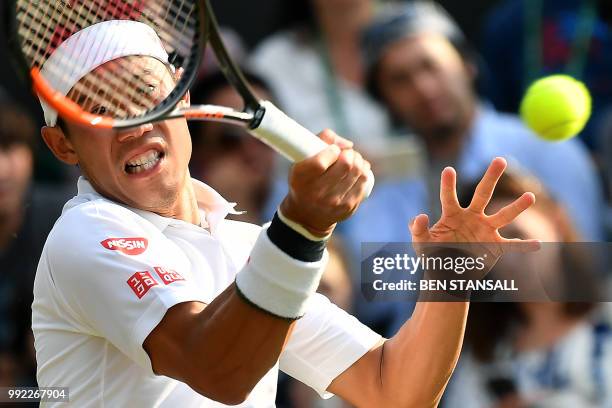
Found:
[182,284,295,403]
[147,214,326,404]
[380,301,469,407]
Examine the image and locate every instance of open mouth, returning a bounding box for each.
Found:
[124,149,165,174]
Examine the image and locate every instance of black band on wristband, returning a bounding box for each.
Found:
[266,213,326,262]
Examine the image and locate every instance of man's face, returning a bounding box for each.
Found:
[0,144,32,216]
[376,33,476,140]
[61,56,192,213]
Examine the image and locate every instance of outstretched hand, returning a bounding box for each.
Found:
[409,157,541,269]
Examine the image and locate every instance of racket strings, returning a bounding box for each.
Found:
[16,0,198,120]
[67,57,176,119]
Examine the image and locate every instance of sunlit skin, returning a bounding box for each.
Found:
[376,33,477,157]
[327,158,540,407]
[36,51,544,406]
[41,56,200,223]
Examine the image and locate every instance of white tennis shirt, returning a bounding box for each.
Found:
[32,177,381,407]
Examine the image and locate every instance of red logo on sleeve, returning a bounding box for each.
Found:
[127,271,158,299]
[101,238,148,255]
[154,267,185,285]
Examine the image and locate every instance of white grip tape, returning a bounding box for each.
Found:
[235,226,328,319]
[251,100,375,197]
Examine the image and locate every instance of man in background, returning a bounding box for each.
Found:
[343,1,604,334]
[0,102,69,386]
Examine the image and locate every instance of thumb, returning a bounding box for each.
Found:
[409,214,430,241]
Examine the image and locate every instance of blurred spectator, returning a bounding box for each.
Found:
[341,1,604,336]
[482,0,612,153]
[444,172,611,408]
[0,103,70,387]
[355,0,602,238]
[188,70,282,224]
[249,0,393,153]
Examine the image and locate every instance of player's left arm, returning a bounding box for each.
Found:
[328,158,540,407]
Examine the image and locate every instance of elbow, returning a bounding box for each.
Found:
[192,384,252,405]
[201,390,251,406]
[188,373,256,405]
[376,395,439,408]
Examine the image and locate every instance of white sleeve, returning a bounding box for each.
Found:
[279,293,383,399]
[45,201,207,373]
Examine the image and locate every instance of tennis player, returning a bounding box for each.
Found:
[33,22,538,407]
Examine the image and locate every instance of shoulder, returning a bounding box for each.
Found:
[252,30,308,60]
[45,198,164,271]
[479,108,593,158]
[216,219,262,247]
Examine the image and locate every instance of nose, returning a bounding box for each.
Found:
[116,123,154,143]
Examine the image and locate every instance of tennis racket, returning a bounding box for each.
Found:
[5,0,375,195]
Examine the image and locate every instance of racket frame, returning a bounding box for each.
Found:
[5,0,208,130]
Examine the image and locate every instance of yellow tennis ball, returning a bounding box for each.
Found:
[519,75,592,142]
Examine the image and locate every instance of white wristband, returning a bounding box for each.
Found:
[235,225,328,319]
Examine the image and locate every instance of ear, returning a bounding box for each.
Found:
[178,90,191,109]
[41,126,79,165]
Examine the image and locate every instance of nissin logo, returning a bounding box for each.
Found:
[100,238,148,255]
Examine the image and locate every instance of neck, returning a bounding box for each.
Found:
[424,104,477,161]
[159,176,201,226]
[315,2,373,85]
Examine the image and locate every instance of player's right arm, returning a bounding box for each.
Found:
[144,130,370,404]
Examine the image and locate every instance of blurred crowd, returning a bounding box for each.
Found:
[2,0,612,406]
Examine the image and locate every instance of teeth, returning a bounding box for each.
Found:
[125,150,161,174]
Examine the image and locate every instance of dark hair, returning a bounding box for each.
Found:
[362,2,485,102]
[55,117,70,137]
[459,170,596,362]
[0,103,37,152]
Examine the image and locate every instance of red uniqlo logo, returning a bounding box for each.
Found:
[127,271,158,299]
[154,267,184,285]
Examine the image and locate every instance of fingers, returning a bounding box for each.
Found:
[319,129,354,150]
[440,167,461,216]
[293,143,342,176]
[468,157,507,213]
[325,149,370,200]
[338,159,372,215]
[500,238,542,253]
[489,192,536,228]
[409,214,431,241]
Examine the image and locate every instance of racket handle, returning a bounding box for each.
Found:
[251,101,375,197]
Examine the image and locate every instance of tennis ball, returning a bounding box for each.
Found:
[519,75,592,142]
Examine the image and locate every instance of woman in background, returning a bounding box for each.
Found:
[444,170,611,408]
